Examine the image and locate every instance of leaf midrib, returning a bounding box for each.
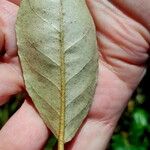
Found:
[58,1,66,150]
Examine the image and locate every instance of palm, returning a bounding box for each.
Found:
[0,0,149,150]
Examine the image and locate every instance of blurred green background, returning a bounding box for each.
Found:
[0,68,150,150]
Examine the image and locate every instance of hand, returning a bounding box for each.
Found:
[0,0,149,150]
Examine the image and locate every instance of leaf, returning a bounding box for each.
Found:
[131,108,148,135]
[16,0,98,149]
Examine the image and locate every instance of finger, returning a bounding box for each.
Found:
[0,0,24,105]
[0,63,23,105]
[111,0,150,31]
[0,99,50,150]
[87,0,150,89]
[0,0,19,58]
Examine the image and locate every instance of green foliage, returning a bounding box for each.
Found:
[45,136,57,150]
[109,90,150,150]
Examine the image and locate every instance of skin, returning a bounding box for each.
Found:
[0,0,149,149]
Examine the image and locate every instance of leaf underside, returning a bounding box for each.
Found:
[16,0,98,145]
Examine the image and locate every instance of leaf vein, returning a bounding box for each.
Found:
[26,38,60,66]
[26,81,60,116]
[65,28,91,52]
[66,76,95,107]
[66,56,94,83]
[27,0,60,32]
[23,56,60,91]
[65,102,89,129]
